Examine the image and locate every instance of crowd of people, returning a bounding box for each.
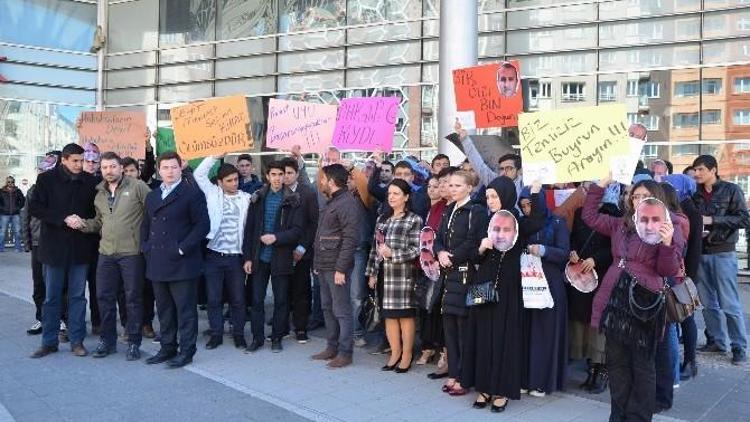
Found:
[7,123,750,420]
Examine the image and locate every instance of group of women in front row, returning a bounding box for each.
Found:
[364,168,693,420]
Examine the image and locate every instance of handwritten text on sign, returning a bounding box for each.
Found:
[267,99,338,154]
[452,61,523,129]
[332,97,399,152]
[170,95,251,160]
[77,112,147,160]
[518,104,631,184]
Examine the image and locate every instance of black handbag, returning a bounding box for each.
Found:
[465,252,505,307]
[360,290,381,333]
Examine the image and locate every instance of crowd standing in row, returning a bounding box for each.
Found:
[8,122,750,420]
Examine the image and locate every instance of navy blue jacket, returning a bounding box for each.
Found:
[141,180,210,282]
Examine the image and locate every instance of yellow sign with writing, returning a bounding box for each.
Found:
[518,104,631,184]
[171,95,252,160]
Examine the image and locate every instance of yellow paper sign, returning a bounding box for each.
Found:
[518,104,630,184]
[171,95,252,160]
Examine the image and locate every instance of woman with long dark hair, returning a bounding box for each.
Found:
[583,176,685,421]
[365,179,423,373]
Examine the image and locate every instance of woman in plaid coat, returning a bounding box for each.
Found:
[366,179,423,373]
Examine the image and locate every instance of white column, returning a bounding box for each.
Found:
[96,0,108,111]
[438,0,478,163]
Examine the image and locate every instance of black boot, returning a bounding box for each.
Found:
[680,360,697,381]
[579,362,595,391]
[589,364,609,395]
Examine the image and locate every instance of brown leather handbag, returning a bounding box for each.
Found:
[665,276,702,323]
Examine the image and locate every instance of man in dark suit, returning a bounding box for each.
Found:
[141,152,209,368]
[29,143,99,358]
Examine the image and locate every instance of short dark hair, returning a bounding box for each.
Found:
[216,163,239,181]
[236,154,253,165]
[100,151,122,165]
[664,160,674,175]
[280,157,299,173]
[497,153,522,169]
[266,161,285,174]
[437,166,458,180]
[157,151,182,168]
[322,164,349,189]
[394,161,413,174]
[381,161,394,171]
[121,157,138,169]
[431,154,450,166]
[682,166,695,175]
[61,143,84,159]
[693,155,718,172]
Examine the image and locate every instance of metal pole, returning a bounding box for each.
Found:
[438,0,478,163]
[96,0,107,111]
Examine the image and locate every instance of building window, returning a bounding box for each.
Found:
[739,18,750,31]
[703,110,721,125]
[734,77,750,94]
[628,113,659,130]
[734,109,750,125]
[675,81,699,97]
[672,144,700,156]
[539,82,551,98]
[642,144,658,158]
[598,81,617,102]
[627,80,639,97]
[673,112,700,128]
[562,82,585,102]
[4,120,18,137]
[703,79,722,95]
[639,81,660,98]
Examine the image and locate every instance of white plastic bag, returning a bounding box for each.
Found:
[521,253,555,309]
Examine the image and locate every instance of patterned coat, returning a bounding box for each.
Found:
[365,211,423,310]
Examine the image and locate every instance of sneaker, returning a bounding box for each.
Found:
[59,322,69,343]
[698,342,727,353]
[354,337,367,348]
[296,331,309,344]
[266,333,290,342]
[271,339,283,353]
[152,334,161,344]
[732,348,747,365]
[528,389,546,398]
[126,343,141,361]
[27,320,42,335]
[92,340,116,358]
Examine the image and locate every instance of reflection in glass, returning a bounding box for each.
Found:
[599,17,700,47]
[0,0,96,51]
[279,0,345,33]
[600,0,700,19]
[507,3,594,30]
[217,0,277,39]
[507,25,596,54]
[109,0,159,53]
[159,0,216,46]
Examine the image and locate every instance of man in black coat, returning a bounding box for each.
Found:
[141,152,210,368]
[0,175,25,252]
[243,161,305,353]
[29,143,99,358]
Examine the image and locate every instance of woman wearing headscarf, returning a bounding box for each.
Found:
[461,177,545,412]
[520,186,570,397]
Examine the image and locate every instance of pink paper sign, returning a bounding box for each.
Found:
[332,97,399,152]
[266,99,338,154]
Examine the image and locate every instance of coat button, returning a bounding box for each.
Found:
[151,232,155,236]
[162,217,166,221]
[152,217,156,221]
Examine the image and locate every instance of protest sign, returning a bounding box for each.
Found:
[77,111,147,159]
[452,60,523,128]
[332,97,399,152]
[156,127,220,179]
[170,95,252,160]
[267,99,337,153]
[518,104,631,184]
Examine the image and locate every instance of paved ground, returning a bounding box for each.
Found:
[1,252,750,421]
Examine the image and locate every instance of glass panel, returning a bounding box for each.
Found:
[479,11,504,32]
[158,83,213,103]
[599,0,700,20]
[507,0,570,7]
[109,0,160,53]
[506,25,596,55]
[215,56,275,79]
[423,40,438,61]
[216,38,275,58]
[705,0,750,10]
[346,64,420,87]
[478,0,504,12]
[704,10,750,38]
[347,0,422,24]
[159,45,214,65]
[217,0,278,39]
[507,3,595,30]
[106,68,157,89]
[215,77,275,96]
[278,30,346,51]
[159,62,214,84]
[478,33,505,58]
[668,69,701,144]
[348,21,421,44]
[159,0,216,47]
[599,44,700,72]
[106,88,156,105]
[279,0,346,33]
[597,80,618,103]
[107,52,158,70]
[422,63,438,83]
[422,0,439,37]
[278,49,344,73]
[347,41,421,67]
[703,39,750,64]
[0,83,95,104]
[513,52,596,78]
[278,71,344,92]
[0,45,96,70]
[599,16,700,47]
[0,0,96,51]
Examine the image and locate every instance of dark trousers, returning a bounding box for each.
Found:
[143,278,155,326]
[289,259,312,332]
[250,262,289,342]
[31,246,45,321]
[310,272,324,325]
[153,279,198,356]
[681,314,697,363]
[606,337,656,422]
[319,270,353,356]
[88,254,100,327]
[442,313,466,379]
[96,254,144,346]
[205,252,246,337]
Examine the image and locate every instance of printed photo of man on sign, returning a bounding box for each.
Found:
[497,62,520,98]
[453,60,523,128]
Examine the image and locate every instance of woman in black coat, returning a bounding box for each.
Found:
[433,170,487,396]
[461,177,545,412]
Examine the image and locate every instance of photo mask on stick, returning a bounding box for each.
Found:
[488,210,519,252]
[634,197,671,245]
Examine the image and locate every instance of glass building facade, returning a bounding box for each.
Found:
[2,1,750,215]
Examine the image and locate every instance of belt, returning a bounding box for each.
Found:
[207,249,242,257]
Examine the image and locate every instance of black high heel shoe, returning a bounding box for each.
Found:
[381,358,401,371]
[680,360,698,380]
[395,363,411,373]
[473,393,490,409]
[490,397,508,413]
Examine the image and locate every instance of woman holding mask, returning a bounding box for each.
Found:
[583,176,685,421]
[461,177,545,412]
[433,170,487,396]
[365,179,423,373]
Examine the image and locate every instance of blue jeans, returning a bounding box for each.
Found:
[655,323,678,409]
[0,214,22,251]
[349,248,367,339]
[696,252,748,351]
[42,263,88,347]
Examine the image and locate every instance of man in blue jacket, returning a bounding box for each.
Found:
[141,152,209,368]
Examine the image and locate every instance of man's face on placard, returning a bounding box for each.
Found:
[420,250,440,281]
[636,201,668,245]
[628,123,647,141]
[489,210,518,252]
[496,64,519,98]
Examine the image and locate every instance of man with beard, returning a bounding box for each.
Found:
[489,210,518,251]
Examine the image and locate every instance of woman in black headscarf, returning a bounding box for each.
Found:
[461,177,545,413]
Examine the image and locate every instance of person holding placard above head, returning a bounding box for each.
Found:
[519,186,570,398]
[583,175,684,422]
[461,177,544,413]
[433,170,487,396]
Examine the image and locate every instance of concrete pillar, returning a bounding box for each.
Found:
[438,0,478,164]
